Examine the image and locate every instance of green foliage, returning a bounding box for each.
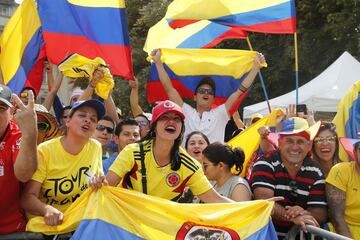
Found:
[113,0,359,117]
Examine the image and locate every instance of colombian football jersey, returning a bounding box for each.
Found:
[32,137,103,213]
[109,140,213,201]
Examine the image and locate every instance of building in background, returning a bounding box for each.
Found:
[0,0,17,33]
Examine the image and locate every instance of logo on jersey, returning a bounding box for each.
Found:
[166,172,180,187]
[176,221,240,240]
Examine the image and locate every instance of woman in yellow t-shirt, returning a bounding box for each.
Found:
[21,99,105,226]
[91,100,234,203]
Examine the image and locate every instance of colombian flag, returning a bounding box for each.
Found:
[228,108,284,177]
[37,0,134,79]
[333,80,360,161]
[144,18,247,53]
[0,0,46,94]
[166,0,296,34]
[148,48,266,105]
[27,187,278,239]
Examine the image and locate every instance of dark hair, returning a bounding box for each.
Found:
[142,118,185,171]
[135,113,150,123]
[202,142,245,175]
[354,141,360,150]
[185,131,210,150]
[195,77,216,94]
[114,118,139,136]
[99,115,115,129]
[21,87,37,98]
[312,121,341,164]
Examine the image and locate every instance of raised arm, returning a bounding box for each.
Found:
[78,67,104,101]
[224,53,265,114]
[129,77,144,117]
[151,49,184,107]
[104,92,120,124]
[326,183,352,238]
[12,92,38,182]
[43,64,64,111]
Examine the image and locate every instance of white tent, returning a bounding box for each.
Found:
[243,51,360,119]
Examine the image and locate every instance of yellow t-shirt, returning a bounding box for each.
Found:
[109,140,212,201]
[326,162,360,237]
[32,137,102,213]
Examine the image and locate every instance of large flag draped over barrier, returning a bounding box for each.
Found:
[147,48,267,104]
[166,0,296,34]
[27,187,277,239]
[333,80,360,161]
[37,0,134,79]
[0,0,45,94]
[228,108,284,177]
[144,18,247,53]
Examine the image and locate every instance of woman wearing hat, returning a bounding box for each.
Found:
[91,100,233,203]
[21,99,105,226]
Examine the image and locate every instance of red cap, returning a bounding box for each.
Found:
[151,100,185,125]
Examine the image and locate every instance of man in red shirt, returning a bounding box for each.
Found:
[0,84,38,234]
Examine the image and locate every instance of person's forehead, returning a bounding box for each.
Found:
[281,135,308,142]
[98,119,113,127]
[198,83,213,89]
[121,124,140,133]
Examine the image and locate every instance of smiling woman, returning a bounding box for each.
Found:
[20,99,105,228]
[91,100,235,204]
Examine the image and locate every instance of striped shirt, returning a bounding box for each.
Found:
[250,150,326,236]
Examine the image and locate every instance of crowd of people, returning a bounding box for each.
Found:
[0,50,359,240]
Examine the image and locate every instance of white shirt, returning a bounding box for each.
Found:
[182,103,229,144]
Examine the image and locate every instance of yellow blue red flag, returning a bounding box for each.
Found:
[37,0,134,79]
[144,18,247,53]
[333,80,360,161]
[148,48,267,105]
[0,0,46,94]
[27,187,277,239]
[228,108,285,177]
[165,0,296,34]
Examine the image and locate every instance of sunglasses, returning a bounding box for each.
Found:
[96,124,114,134]
[314,136,336,144]
[136,120,149,127]
[37,122,50,132]
[196,88,214,95]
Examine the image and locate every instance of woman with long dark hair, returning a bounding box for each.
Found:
[92,100,233,203]
[202,142,252,201]
[312,122,341,176]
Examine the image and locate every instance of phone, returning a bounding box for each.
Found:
[296,104,307,115]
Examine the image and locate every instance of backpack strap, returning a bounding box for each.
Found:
[139,142,147,194]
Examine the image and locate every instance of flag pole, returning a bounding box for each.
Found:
[246,36,272,113]
[294,32,299,105]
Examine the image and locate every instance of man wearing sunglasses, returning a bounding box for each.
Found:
[0,84,38,234]
[151,49,265,144]
[102,119,140,174]
[250,118,327,239]
[92,115,116,159]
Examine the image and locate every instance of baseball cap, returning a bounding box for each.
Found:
[70,99,105,120]
[151,100,185,125]
[278,117,321,140]
[0,84,13,107]
[35,104,59,140]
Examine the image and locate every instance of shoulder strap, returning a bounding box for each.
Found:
[139,142,147,194]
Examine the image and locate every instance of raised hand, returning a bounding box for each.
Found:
[12,91,37,138]
[129,77,139,89]
[150,49,161,64]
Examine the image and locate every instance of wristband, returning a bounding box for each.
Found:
[238,83,248,92]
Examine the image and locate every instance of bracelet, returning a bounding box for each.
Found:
[238,83,248,92]
[89,82,96,88]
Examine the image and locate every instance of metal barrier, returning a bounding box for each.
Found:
[286,225,353,240]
